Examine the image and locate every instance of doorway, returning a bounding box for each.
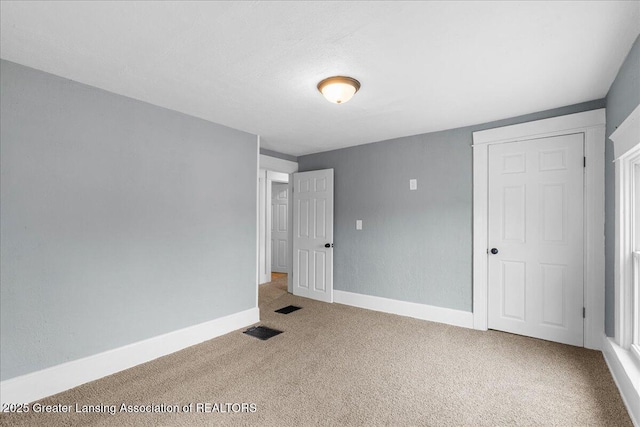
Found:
[472,109,606,349]
[258,170,290,285]
[271,182,289,274]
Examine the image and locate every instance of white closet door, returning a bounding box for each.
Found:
[488,133,584,346]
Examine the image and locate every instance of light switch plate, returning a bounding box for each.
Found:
[410,179,417,190]
[356,220,363,230]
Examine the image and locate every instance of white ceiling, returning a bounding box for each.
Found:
[1,1,639,156]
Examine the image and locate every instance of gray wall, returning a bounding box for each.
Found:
[0,60,258,381]
[298,99,605,312]
[605,35,640,337]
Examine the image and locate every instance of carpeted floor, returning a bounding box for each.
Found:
[259,274,288,305]
[0,278,632,426]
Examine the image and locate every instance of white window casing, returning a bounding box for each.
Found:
[611,104,640,354]
[607,104,640,426]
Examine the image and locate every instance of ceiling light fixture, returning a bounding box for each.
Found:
[317,76,361,104]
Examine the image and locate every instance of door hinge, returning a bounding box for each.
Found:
[583,307,586,318]
[584,157,586,168]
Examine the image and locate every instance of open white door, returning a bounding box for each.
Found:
[293,169,334,303]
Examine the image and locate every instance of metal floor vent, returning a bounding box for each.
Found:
[275,305,302,315]
[243,326,283,340]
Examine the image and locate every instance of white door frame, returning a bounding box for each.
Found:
[258,168,268,285]
[257,153,298,291]
[265,171,289,280]
[472,108,606,349]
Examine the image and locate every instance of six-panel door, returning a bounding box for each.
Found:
[488,133,584,346]
[293,169,334,303]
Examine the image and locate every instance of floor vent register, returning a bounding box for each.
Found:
[243,326,283,340]
[274,305,302,314]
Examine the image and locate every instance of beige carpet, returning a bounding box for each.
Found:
[259,274,288,305]
[0,280,631,427]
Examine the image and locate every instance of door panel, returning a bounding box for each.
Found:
[502,185,526,242]
[271,183,289,273]
[540,263,566,327]
[488,133,584,346]
[293,169,333,303]
[298,250,309,288]
[501,260,526,321]
[541,183,565,242]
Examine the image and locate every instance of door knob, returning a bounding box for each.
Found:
[490,248,499,255]
[325,243,333,248]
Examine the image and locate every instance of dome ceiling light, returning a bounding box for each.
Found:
[317,76,361,104]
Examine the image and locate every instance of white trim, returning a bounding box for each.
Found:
[259,154,298,174]
[472,108,606,350]
[634,251,640,352]
[287,178,294,293]
[612,115,640,350]
[602,335,640,427]
[608,106,640,427]
[473,109,606,146]
[258,168,269,284]
[0,307,259,406]
[472,144,489,330]
[256,137,260,307]
[267,170,289,183]
[265,175,272,282]
[584,125,606,350]
[611,104,640,160]
[614,149,639,348]
[334,290,474,329]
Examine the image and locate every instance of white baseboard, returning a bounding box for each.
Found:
[0,307,259,406]
[601,335,640,427]
[334,290,474,329]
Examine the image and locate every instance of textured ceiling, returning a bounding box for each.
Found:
[1,1,639,156]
